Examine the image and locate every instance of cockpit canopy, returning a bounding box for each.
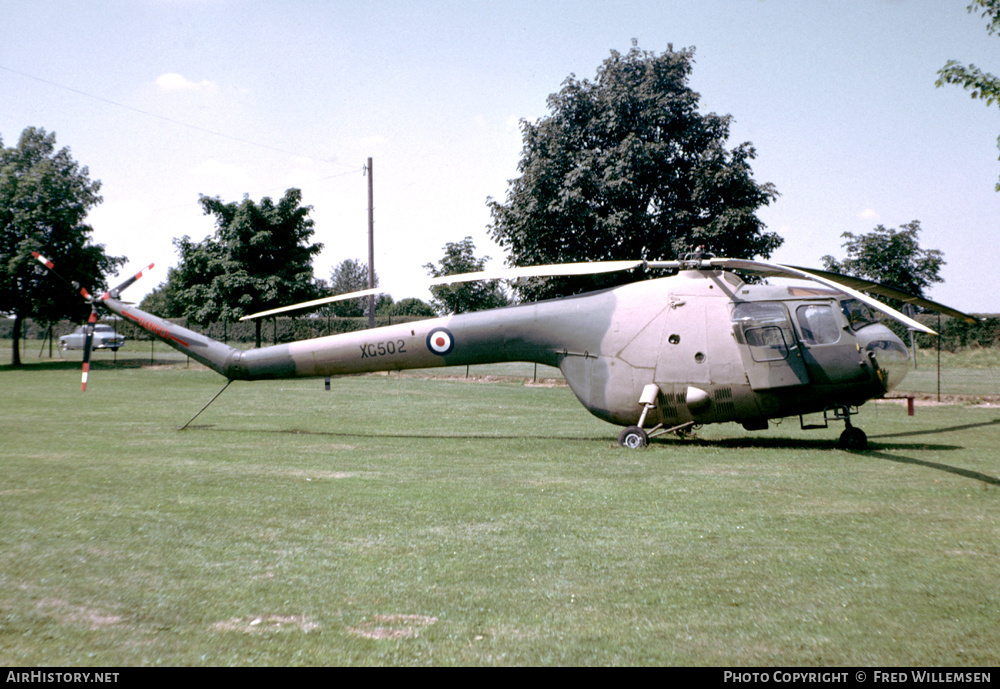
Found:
[840,298,878,331]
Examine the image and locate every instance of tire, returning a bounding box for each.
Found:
[838,427,868,451]
[618,426,649,449]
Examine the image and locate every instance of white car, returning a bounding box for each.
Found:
[59,324,126,352]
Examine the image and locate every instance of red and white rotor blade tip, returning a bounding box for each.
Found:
[32,251,92,299]
[106,263,155,298]
[81,310,98,392]
[32,251,55,270]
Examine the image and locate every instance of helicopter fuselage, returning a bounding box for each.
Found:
[103,268,910,432]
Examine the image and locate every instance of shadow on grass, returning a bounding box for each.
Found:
[676,419,998,486]
[180,424,614,444]
[179,415,1000,486]
[858,449,1000,486]
[675,435,962,452]
[860,417,1000,486]
[657,436,998,487]
[868,417,1000,440]
[0,358,186,372]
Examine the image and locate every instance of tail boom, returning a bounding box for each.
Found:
[102,298,248,377]
[99,297,584,382]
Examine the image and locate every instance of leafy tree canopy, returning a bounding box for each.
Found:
[0,127,124,365]
[165,188,322,347]
[424,237,510,315]
[138,267,185,318]
[380,297,435,318]
[821,221,945,304]
[325,258,380,318]
[937,0,1000,189]
[488,42,780,301]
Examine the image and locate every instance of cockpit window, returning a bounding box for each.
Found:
[865,338,909,361]
[796,304,840,345]
[732,302,795,362]
[841,299,877,330]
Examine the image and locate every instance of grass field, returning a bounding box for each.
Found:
[2,351,999,666]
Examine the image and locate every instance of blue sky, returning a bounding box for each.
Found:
[3,0,999,312]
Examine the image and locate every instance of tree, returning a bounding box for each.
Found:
[488,42,780,302]
[423,237,509,315]
[138,267,185,318]
[0,127,124,365]
[937,1,1000,189]
[327,258,378,317]
[167,189,322,347]
[384,297,435,318]
[820,221,945,304]
[160,235,228,325]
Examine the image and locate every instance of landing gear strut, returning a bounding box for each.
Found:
[617,384,696,449]
[801,404,868,450]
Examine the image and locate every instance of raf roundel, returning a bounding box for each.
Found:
[426,327,455,356]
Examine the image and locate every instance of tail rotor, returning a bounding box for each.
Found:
[32,251,153,391]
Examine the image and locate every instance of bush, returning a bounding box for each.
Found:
[909,314,1000,351]
[2,314,427,345]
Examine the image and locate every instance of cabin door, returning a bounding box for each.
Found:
[731,302,810,390]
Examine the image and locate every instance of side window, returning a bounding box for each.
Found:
[796,304,841,345]
[732,302,795,362]
[841,298,876,330]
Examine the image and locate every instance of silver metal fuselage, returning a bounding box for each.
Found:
[103,269,909,430]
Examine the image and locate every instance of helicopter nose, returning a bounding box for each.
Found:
[857,324,911,391]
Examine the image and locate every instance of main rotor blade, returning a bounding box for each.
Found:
[648,257,977,325]
[240,288,383,321]
[782,265,979,324]
[707,259,940,335]
[426,260,645,287]
[242,260,645,321]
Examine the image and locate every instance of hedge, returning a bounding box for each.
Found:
[1,314,425,346]
[4,312,998,352]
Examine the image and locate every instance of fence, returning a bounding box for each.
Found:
[6,313,423,347]
[6,314,1000,398]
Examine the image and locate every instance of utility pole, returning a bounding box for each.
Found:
[903,303,918,369]
[367,156,375,329]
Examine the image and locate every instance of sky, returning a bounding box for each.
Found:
[2,0,999,313]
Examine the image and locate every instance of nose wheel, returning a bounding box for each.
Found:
[838,421,868,451]
[801,404,869,450]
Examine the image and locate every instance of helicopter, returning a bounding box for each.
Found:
[33,250,977,450]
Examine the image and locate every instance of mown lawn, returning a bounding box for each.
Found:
[1,357,998,666]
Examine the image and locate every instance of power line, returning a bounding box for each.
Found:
[0,64,357,168]
[150,167,365,214]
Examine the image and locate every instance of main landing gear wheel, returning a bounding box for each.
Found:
[838,426,868,451]
[618,426,649,449]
